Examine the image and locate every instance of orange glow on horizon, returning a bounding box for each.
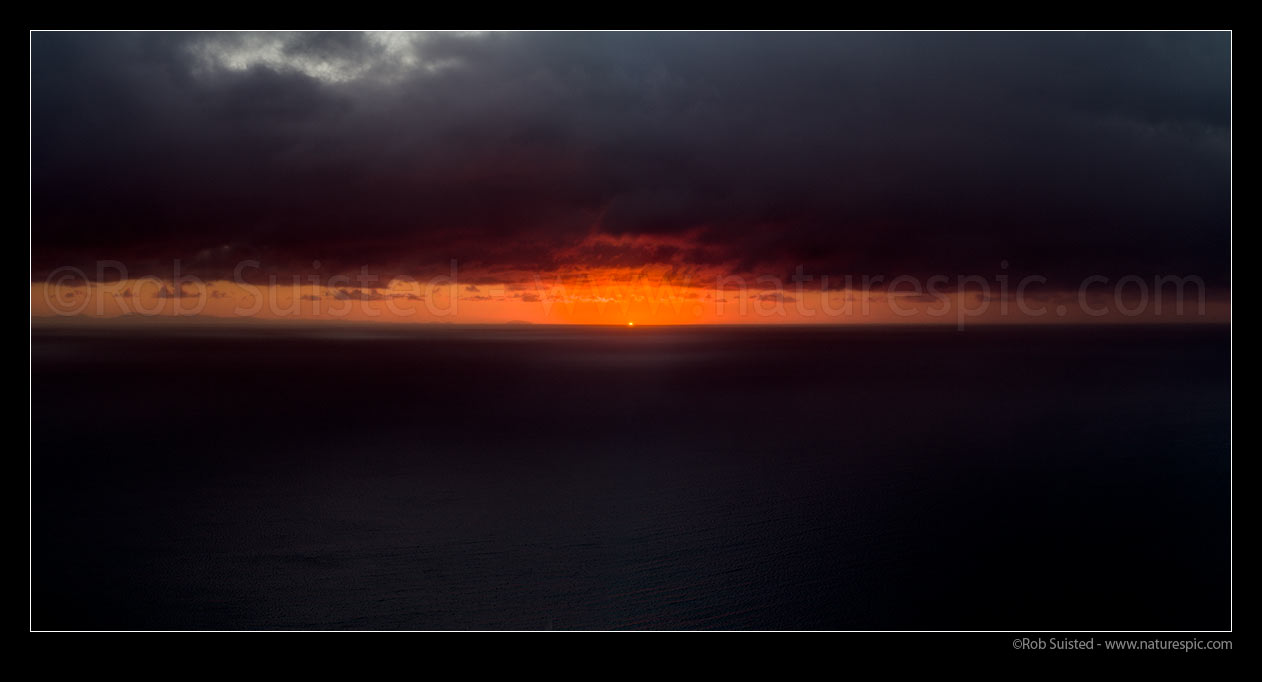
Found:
[29,268,1231,327]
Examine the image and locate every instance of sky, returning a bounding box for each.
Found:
[30,31,1231,325]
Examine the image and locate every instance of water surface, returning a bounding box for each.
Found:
[31,323,1231,629]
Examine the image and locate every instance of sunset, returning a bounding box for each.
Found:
[31,30,1232,643]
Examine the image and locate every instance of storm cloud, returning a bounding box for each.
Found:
[31,31,1231,291]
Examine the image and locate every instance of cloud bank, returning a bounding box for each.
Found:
[31,31,1231,292]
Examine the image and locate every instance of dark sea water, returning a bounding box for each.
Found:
[30,323,1231,630]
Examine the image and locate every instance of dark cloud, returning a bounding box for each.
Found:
[330,288,424,301]
[331,288,386,301]
[155,284,201,298]
[31,31,1230,293]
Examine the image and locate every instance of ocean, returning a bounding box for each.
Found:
[30,323,1231,630]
